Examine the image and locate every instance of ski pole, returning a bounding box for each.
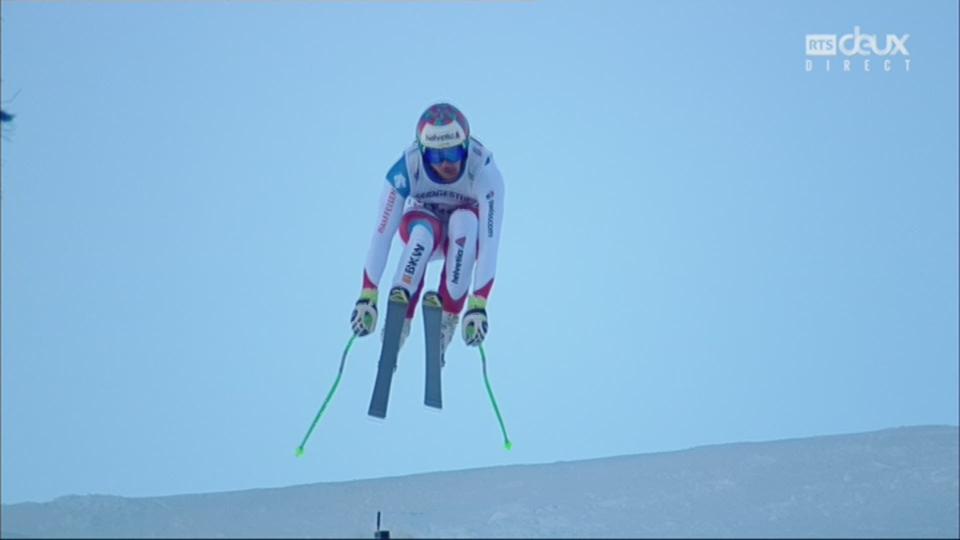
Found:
[479,344,512,450]
[296,334,357,457]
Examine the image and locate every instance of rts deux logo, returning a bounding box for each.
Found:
[805,26,911,73]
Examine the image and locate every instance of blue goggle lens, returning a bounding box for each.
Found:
[423,145,467,165]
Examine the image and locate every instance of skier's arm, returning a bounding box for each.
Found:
[360,156,410,292]
[471,156,505,302]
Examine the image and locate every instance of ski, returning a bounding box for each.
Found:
[422,291,444,409]
[367,287,409,419]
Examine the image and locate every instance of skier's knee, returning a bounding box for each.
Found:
[449,208,479,232]
[400,210,444,249]
[447,209,479,252]
[407,220,435,247]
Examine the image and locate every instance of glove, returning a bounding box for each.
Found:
[350,288,378,337]
[461,295,488,347]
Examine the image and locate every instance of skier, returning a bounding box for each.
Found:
[350,102,505,357]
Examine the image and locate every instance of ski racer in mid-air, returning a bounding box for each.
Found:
[350,102,506,358]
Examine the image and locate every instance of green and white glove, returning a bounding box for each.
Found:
[461,295,488,347]
[350,288,378,337]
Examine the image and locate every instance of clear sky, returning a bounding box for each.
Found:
[1,0,957,505]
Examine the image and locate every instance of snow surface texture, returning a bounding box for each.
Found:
[2,426,957,538]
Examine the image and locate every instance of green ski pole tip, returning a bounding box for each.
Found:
[295,447,305,458]
[504,440,513,451]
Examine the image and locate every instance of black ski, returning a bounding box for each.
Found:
[367,287,409,419]
[422,291,444,409]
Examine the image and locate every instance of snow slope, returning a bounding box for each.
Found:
[2,425,957,538]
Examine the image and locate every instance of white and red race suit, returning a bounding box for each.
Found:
[360,137,505,318]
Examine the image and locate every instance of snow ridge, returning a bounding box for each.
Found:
[2,425,957,538]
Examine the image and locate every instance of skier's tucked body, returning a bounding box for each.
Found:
[350,103,505,355]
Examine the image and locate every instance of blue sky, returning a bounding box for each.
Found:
[2,0,957,504]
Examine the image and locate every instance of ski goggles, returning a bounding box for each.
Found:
[422,145,467,165]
